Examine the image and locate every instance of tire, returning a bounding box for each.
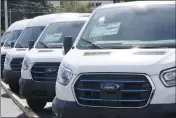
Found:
[9,84,19,93]
[1,72,3,79]
[19,87,25,99]
[27,99,47,111]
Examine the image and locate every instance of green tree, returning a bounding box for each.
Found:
[1,0,55,32]
[8,0,55,19]
[55,1,92,13]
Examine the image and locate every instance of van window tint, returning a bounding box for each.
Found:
[4,30,22,47]
[77,4,175,49]
[35,21,85,48]
[1,32,11,44]
[15,26,45,48]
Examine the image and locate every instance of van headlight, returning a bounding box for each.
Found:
[4,55,12,64]
[22,59,31,70]
[57,65,73,85]
[160,68,176,87]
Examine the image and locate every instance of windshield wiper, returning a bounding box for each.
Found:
[5,43,11,47]
[80,38,103,49]
[136,44,176,49]
[106,45,136,49]
[38,41,50,48]
[15,43,24,48]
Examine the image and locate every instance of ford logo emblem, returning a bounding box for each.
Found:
[101,83,120,91]
[45,68,56,74]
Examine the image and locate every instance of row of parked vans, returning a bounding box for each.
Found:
[1,1,176,118]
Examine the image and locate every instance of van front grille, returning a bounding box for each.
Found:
[31,63,60,82]
[10,58,24,71]
[74,74,153,108]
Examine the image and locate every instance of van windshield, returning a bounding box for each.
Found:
[15,26,45,48]
[3,30,22,47]
[1,32,11,44]
[77,4,175,49]
[35,21,85,48]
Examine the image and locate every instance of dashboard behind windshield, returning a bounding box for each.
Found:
[15,26,45,48]
[77,4,175,49]
[3,30,22,47]
[1,32,11,44]
[35,21,85,49]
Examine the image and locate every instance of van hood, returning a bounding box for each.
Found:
[1,47,11,55]
[62,48,175,75]
[7,48,28,58]
[25,48,64,63]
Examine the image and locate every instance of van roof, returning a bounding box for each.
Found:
[51,15,89,23]
[6,19,32,32]
[26,13,90,27]
[77,13,91,17]
[98,1,175,9]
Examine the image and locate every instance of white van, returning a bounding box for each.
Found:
[52,1,176,118]
[1,19,31,78]
[3,13,91,92]
[3,13,63,92]
[19,15,90,111]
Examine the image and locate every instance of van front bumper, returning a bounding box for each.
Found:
[2,69,20,85]
[19,78,55,101]
[52,97,176,118]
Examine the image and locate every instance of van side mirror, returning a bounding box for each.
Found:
[63,36,73,54]
[10,42,15,48]
[1,42,4,46]
[28,40,34,50]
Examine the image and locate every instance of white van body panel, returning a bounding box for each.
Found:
[1,47,11,55]
[6,48,28,58]
[25,48,63,63]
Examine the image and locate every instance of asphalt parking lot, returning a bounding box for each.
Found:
[1,81,53,118]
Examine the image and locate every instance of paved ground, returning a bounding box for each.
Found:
[1,87,27,118]
[1,87,53,118]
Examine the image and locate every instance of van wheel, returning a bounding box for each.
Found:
[27,99,47,111]
[9,84,19,93]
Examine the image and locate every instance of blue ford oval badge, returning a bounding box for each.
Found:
[101,83,120,91]
[45,68,56,73]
